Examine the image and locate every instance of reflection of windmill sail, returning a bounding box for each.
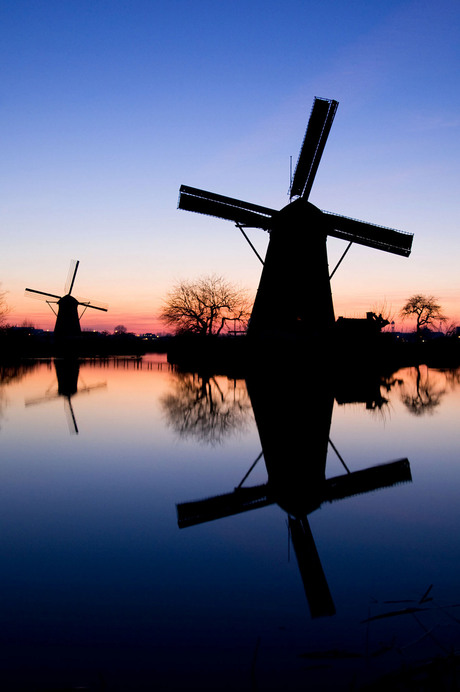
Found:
[25,359,106,434]
[177,484,272,528]
[178,97,414,340]
[176,370,412,619]
[25,260,108,339]
[289,517,335,618]
[177,458,411,618]
[177,461,411,529]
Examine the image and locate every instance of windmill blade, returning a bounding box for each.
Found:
[322,211,414,257]
[290,97,338,201]
[25,288,61,300]
[178,185,275,230]
[64,398,79,435]
[323,458,411,504]
[65,259,80,296]
[288,516,336,618]
[74,382,107,396]
[25,392,60,406]
[176,484,273,529]
[76,299,108,312]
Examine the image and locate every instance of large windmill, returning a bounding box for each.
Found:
[25,260,108,339]
[178,97,414,340]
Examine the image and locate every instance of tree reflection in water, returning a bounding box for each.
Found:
[161,372,252,445]
[399,365,446,416]
[0,362,40,429]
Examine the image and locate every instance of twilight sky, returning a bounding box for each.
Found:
[2,0,460,333]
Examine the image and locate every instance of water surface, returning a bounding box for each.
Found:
[1,357,460,690]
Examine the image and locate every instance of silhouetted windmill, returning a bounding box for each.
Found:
[25,260,108,338]
[178,97,414,339]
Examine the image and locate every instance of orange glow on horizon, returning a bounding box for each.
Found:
[9,293,460,337]
[7,310,167,336]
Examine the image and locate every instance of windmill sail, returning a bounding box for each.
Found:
[176,459,411,529]
[324,459,411,502]
[323,212,413,257]
[65,259,80,296]
[289,516,336,618]
[290,97,338,200]
[76,299,108,312]
[178,185,274,230]
[25,288,61,300]
[177,484,272,529]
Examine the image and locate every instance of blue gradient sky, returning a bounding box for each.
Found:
[2,0,459,332]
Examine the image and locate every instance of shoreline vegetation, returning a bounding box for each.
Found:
[166,331,460,374]
[0,326,169,360]
[2,326,459,375]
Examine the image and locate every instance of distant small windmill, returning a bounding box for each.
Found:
[178,97,414,339]
[25,260,108,338]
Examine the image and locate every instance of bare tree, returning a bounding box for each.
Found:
[0,285,10,325]
[370,299,394,329]
[161,372,252,445]
[113,324,127,335]
[160,275,252,336]
[400,294,446,337]
[439,320,458,337]
[400,365,445,416]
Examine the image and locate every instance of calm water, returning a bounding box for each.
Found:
[1,355,460,690]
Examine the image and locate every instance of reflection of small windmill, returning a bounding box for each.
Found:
[25,359,106,434]
[177,374,412,619]
[178,97,414,339]
[25,260,108,338]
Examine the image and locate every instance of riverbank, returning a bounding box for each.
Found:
[0,327,171,360]
[166,332,460,376]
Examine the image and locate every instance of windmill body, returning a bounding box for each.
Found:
[55,294,82,338]
[25,260,107,341]
[178,97,414,340]
[250,198,335,339]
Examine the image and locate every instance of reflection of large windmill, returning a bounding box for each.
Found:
[178,97,414,339]
[25,359,106,434]
[25,260,108,338]
[177,374,411,618]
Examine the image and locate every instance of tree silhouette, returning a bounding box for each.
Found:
[161,372,251,445]
[400,365,445,416]
[0,285,10,325]
[113,324,128,335]
[160,274,251,336]
[400,294,446,337]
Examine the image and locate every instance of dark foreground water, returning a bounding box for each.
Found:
[1,355,460,690]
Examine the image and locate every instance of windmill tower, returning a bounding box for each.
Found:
[178,97,414,340]
[25,260,108,339]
